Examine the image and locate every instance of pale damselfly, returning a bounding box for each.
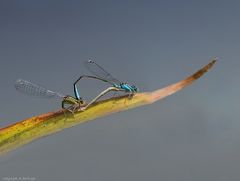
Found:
[15,79,86,113]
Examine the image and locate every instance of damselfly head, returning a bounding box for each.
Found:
[80,100,87,106]
[130,85,138,92]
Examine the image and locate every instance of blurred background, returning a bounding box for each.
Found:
[0,1,239,181]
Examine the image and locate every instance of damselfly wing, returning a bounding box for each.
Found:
[84,60,121,85]
[15,79,65,99]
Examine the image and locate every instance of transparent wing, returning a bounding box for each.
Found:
[15,79,65,99]
[84,60,121,85]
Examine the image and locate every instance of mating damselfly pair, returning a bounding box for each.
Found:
[15,60,138,113]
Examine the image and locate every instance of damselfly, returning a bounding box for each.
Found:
[15,79,86,113]
[74,60,138,109]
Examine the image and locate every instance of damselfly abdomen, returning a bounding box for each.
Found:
[74,60,138,109]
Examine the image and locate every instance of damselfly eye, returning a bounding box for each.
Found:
[131,85,138,91]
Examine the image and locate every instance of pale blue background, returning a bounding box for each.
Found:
[0,1,239,181]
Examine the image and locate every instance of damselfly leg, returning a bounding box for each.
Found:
[62,96,86,114]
